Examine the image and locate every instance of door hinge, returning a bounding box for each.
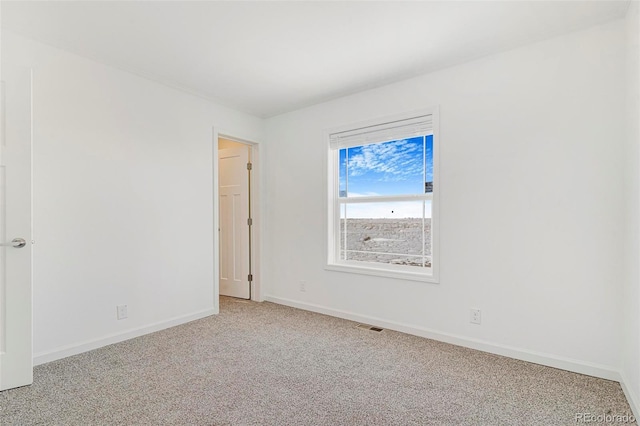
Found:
[247,162,252,170]
[247,218,253,226]
[248,274,253,282]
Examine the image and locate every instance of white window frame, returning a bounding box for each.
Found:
[325,107,440,283]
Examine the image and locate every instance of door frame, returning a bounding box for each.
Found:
[213,129,262,312]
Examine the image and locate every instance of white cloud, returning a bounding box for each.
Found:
[347,139,423,182]
[343,201,432,219]
[346,191,381,197]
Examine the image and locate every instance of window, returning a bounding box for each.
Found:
[326,109,438,282]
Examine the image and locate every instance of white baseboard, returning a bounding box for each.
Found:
[265,295,621,382]
[33,308,216,366]
[620,372,640,420]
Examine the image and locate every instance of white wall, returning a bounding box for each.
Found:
[623,1,640,417]
[264,20,626,378]
[1,31,263,363]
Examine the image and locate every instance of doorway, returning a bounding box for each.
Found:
[217,137,255,301]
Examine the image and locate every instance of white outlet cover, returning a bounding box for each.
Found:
[117,305,128,320]
[470,309,481,325]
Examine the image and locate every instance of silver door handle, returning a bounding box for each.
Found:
[1,238,26,248]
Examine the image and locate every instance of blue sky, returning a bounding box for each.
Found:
[339,135,433,219]
[340,135,432,197]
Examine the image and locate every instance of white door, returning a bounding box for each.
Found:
[0,69,33,390]
[219,147,250,299]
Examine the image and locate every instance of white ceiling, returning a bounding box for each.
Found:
[0,1,631,118]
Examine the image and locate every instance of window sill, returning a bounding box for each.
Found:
[325,262,439,283]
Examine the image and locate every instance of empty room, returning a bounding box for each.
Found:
[1,1,639,424]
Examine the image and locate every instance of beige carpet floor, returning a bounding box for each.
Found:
[0,297,636,425]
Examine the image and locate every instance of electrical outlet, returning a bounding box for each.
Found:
[117,305,128,320]
[470,309,481,325]
[300,280,307,292]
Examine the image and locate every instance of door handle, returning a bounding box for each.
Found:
[1,238,27,248]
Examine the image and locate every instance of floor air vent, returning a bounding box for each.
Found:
[356,324,384,332]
